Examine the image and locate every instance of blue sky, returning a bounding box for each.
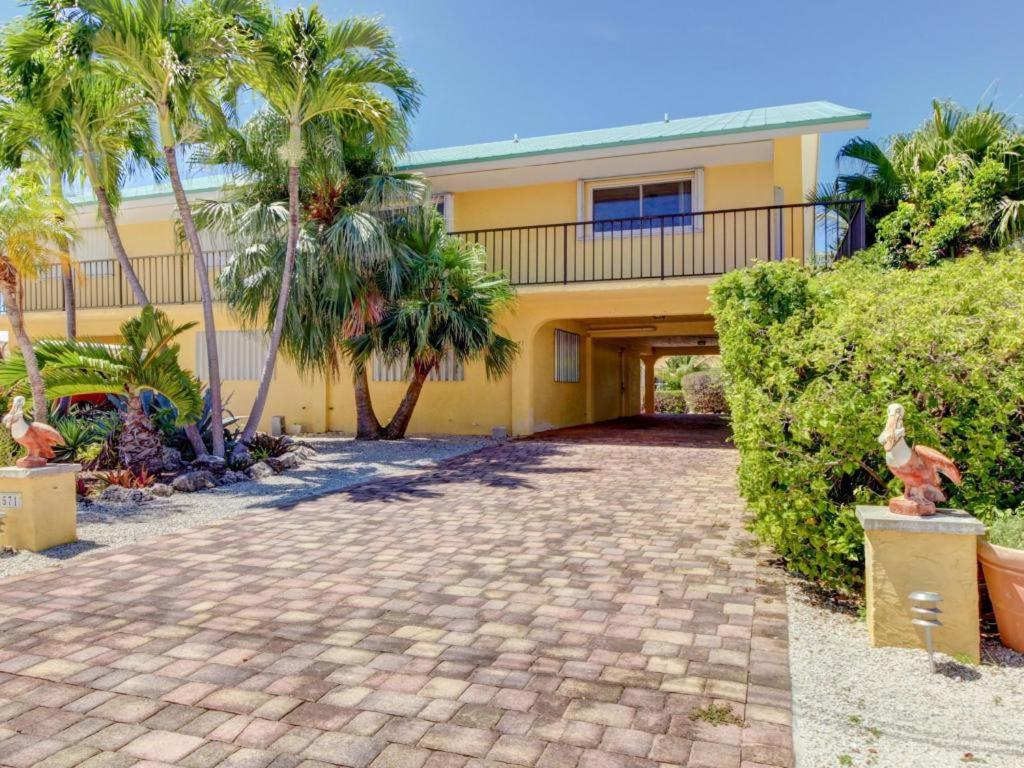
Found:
[2,0,1023,186]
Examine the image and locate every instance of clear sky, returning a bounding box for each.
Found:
[2,0,1022,185]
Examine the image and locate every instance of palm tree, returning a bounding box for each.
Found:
[216,7,417,453]
[0,167,75,423]
[813,100,1024,245]
[78,0,271,458]
[348,208,519,440]
[0,306,203,472]
[0,10,160,306]
[199,112,424,440]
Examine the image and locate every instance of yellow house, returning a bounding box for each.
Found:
[2,101,869,437]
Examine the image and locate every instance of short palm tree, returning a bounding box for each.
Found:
[348,208,519,440]
[0,167,74,423]
[199,111,424,441]
[78,0,271,458]
[813,100,1024,244]
[0,306,203,473]
[217,6,418,454]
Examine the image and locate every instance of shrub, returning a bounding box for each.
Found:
[245,433,293,461]
[100,468,156,490]
[654,390,686,414]
[52,415,99,463]
[680,371,728,414]
[711,250,1024,593]
[988,515,1024,551]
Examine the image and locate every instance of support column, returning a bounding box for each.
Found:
[856,506,985,662]
[642,355,657,415]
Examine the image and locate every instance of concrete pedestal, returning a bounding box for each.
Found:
[0,464,80,552]
[857,505,985,662]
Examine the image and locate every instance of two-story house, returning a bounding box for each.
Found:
[2,100,869,436]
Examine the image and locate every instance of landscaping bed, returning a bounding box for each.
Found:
[788,581,1024,768]
[0,433,491,579]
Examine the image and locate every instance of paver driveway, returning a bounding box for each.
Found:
[0,415,793,768]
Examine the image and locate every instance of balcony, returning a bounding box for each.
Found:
[10,201,864,313]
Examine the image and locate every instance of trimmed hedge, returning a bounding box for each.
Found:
[655,390,686,414]
[711,249,1024,593]
[681,371,729,414]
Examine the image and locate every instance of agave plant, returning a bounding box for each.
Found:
[0,306,203,473]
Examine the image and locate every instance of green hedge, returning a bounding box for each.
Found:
[655,390,686,414]
[710,249,1024,593]
[681,371,729,414]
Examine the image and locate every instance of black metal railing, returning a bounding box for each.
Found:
[7,201,865,313]
[11,250,233,314]
[453,200,866,286]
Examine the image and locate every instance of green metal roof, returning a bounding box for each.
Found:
[80,101,867,206]
[398,101,869,170]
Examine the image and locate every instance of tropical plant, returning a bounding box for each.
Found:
[245,432,292,461]
[51,413,98,462]
[0,3,161,309]
[76,0,272,458]
[0,167,74,422]
[710,250,1024,592]
[201,111,425,440]
[100,467,156,489]
[656,355,710,391]
[0,306,203,473]
[199,7,417,456]
[812,100,1024,253]
[347,208,520,439]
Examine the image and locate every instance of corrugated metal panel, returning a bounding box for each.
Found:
[554,329,580,383]
[372,349,465,382]
[195,331,269,381]
[400,101,869,170]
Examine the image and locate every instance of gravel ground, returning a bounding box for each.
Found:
[788,582,1024,768]
[0,434,492,580]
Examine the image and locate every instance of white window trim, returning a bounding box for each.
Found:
[576,169,704,240]
[431,192,454,231]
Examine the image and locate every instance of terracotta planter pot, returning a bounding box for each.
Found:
[978,540,1024,653]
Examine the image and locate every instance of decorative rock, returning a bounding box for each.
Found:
[161,446,183,472]
[291,444,318,460]
[172,470,217,493]
[149,483,174,497]
[219,470,248,486]
[190,455,226,474]
[267,452,302,471]
[99,485,150,505]
[248,461,275,480]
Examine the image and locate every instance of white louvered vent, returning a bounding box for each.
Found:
[372,349,465,382]
[195,331,269,381]
[554,329,580,383]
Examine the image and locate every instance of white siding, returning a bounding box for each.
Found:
[195,331,269,381]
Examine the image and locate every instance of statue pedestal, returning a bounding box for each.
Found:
[857,505,985,662]
[0,464,80,552]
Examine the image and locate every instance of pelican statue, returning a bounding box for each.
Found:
[2,396,63,469]
[877,403,961,516]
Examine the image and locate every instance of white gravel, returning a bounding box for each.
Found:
[788,582,1024,768]
[0,434,492,580]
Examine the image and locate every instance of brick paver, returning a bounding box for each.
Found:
[0,415,793,767]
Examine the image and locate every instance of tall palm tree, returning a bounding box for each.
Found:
[0,167,75,423]
[218,7,417,453]
[78,0,271,458]
[199,111,424,440]
[347,208,519,440]
[0,10,160,306]
[0,306,203,472]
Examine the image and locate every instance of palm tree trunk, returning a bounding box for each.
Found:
[0,277,46,424]
[96,186,149,306]
[162,143,225,458]
[353,363,382,439]
[61,264,76,338]
[382,363,432,440]
[236,162,300,449]
[119,394,163,474]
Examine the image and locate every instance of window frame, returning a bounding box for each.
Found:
[431,192,454,231]
[579,169,704,239]
[553,329,581,384]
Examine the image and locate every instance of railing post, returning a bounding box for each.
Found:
[562,225,568,285]
[116,260,123,308]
